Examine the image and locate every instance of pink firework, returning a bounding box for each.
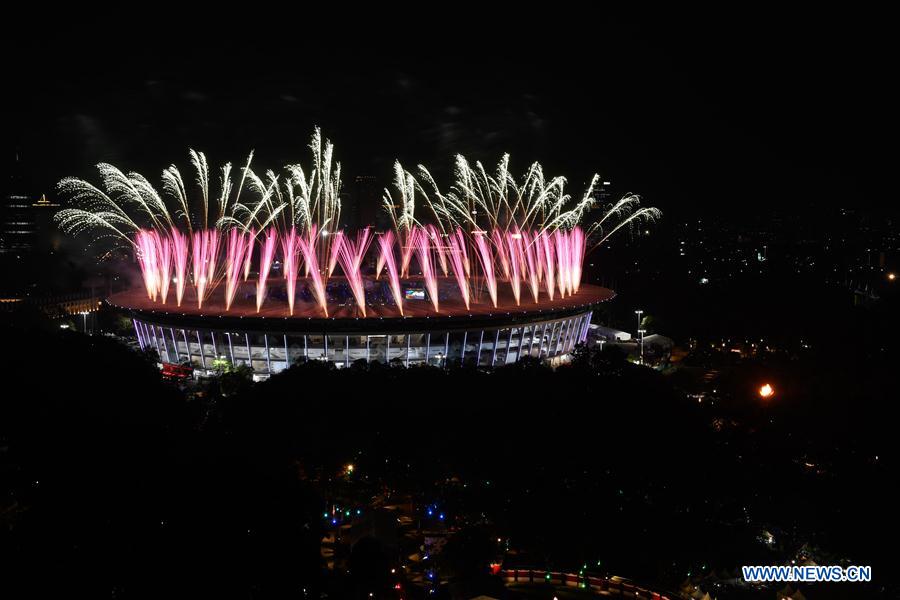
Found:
[504,231,523,306]
[224,228,247,311]
[172,229,189,307]
[399,229,416,278]
[447,229,470,310]
[337,227,373,316]
[191,230,220,309]
[377,231,403,316]
[414,226,440,313]
[135,230,160,301]
[426,224,448,276]
[281,227,300,315]
[297,229,328,316]
[554,230,571,298]
[492,229,511,282]
[539,232,556,301]
[473,231,498,307]
[155,233,173,304]
[569,227,586,294]
[243,226,255,282]
[452,228,471,278]
[255,228,277,312]
[327,231,343,277]
[522,230,540,303]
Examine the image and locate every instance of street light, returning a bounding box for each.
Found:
[80,311,90,335]
[634,309,643,334]
[637,329,646,365]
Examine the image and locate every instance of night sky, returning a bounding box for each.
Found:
[4,14,895,216]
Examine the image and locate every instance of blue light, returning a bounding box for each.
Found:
[438,513,445,521]
[331,518,338,525]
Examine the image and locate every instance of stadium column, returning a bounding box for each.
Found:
[227,332,235,365]
[158,326,171,363]
[476,330,484,365]
[151,325,161,358]
[443,332,450,368]
[537,323,548,358]
[133,319,144,350]
[170,328,180,362]
[425,333,431,364]
[196,331,207,368]
[491,329,500,366]
[503,328,514,364]
[264,334,272,373]
[365,335,370,363]
[284,334,289,369]
[461,331,467,366]
[345,335,350,368]
[406,334,411,367]
[560,319,572,354]
[182,329,192,364]
[386,334,391,364]
[516,326,528,362]
[581,311,593,342]
[547,321,559,357]
[245,334,252,369]
[558,320,568,354]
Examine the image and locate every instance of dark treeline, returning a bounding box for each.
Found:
[1,306,895,598]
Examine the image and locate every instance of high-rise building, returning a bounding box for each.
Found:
[352,175,383,228]
[1,154,59,256]
[1,153,37,255]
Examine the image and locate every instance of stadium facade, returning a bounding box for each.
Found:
[112,284,612,375]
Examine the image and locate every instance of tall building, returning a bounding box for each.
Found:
[352,175,383,228]
[1,153,37,256]
[0,154,58,257]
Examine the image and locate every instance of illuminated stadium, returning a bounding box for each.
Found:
[56,129,658,374]
[110,273,614,373]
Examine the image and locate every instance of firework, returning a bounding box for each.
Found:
[56,129,661,319]
[336,228,373,316]
[256,229,277,312]
[377,231,404,315]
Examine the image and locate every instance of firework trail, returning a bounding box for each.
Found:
[473,232,498,308]
[191,229,220,309]
[243,226,255,282]
[172,229,189,306]
[135,231,160,301]
[414,227,440,313]
[447,229,470,309]
[281,227,300,315]
[55,129,661,318]
[539,232,556,300]
[255,228,277,312]
[337,228,373,316]
[297,228,328,317]
[522,230,540,303]
[505,231,523,305]
[156,234,172,304]
[224,228,247,311]
[377,231,404,316]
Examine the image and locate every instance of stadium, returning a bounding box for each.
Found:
[55,131,658,376]
[110,274,614,374]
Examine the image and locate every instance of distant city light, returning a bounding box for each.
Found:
[888,272,896,281]
[759,383,775,399]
